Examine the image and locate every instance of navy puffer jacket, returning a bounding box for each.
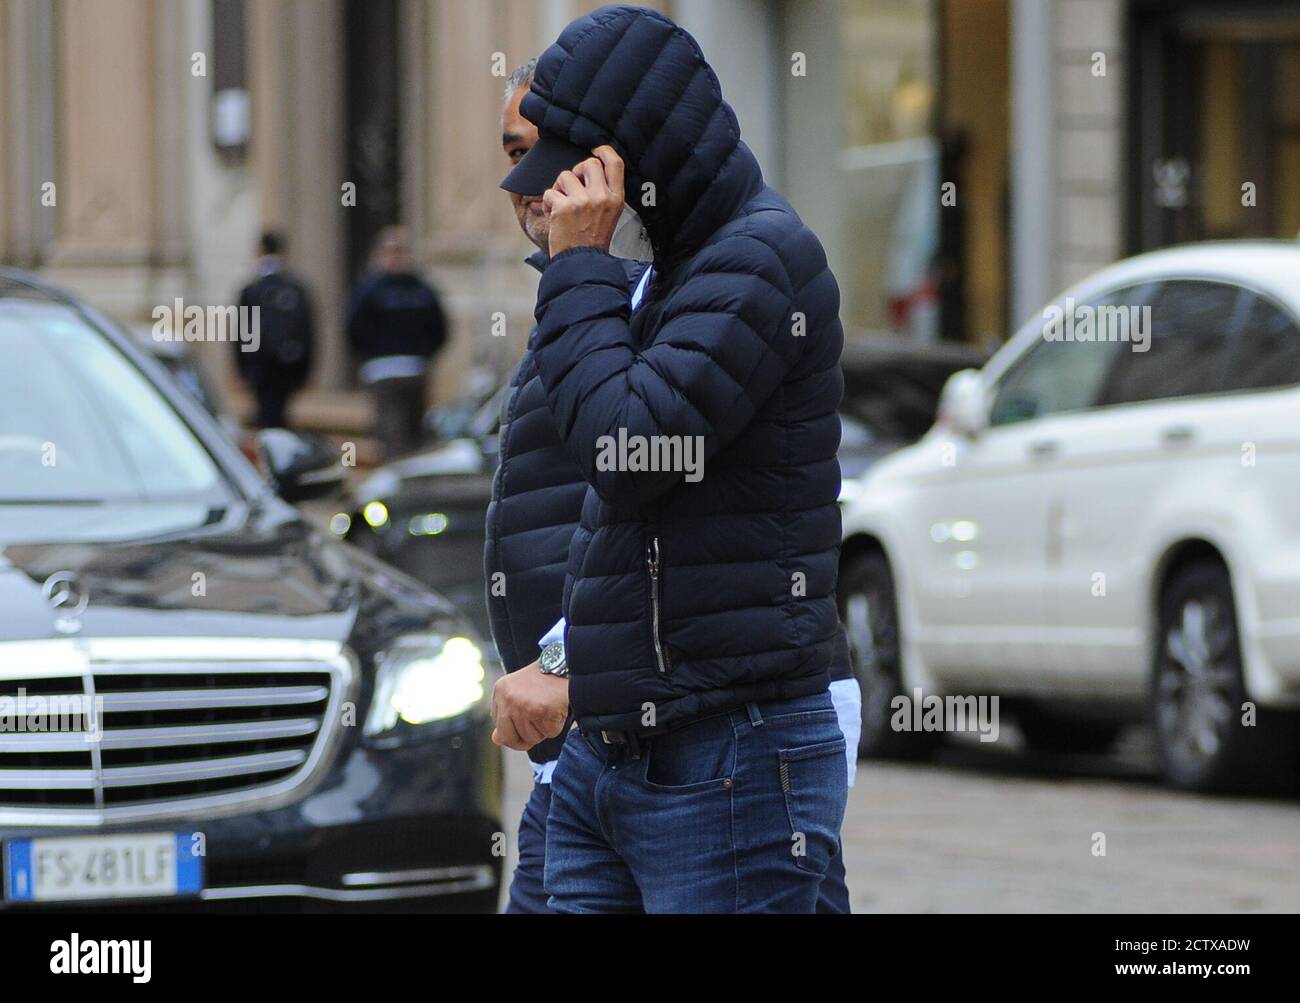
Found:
[484,250,647,765]
[525,5,845,736]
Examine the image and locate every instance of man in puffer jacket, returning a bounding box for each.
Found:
[487,59,650,913]
[491,5,848,913]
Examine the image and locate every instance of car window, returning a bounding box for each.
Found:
[0,301,227,504]
[839,414,877,448]
[1221,292,1300,392]
[1099,280,1244,406]
[469,385,507,439]
[988,287,1138,427]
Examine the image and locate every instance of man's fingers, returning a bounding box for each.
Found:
[592,145,625,198]
[553,170,585,198]
[491,716,523,749]
[492,713,555,751]
[515,715,546,748]
[489,678,504,726]
[573,157,611,199]
[541,712,568,739]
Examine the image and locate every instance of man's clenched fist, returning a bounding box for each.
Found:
[490,660,569,751]
[544,145,625,258]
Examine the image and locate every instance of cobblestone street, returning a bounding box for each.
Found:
[500,729,1300,913]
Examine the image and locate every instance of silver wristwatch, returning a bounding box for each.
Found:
[539,640,569,678]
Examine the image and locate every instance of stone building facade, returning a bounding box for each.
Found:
[3,0,1297,406]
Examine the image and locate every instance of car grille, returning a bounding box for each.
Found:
[0,638,354,824]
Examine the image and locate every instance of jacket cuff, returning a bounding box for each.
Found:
[535,247,632,322]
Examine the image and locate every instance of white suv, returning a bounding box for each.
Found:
[839,242,1300,792]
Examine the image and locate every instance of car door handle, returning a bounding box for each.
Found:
[1027,440,1059,461]
[1161,426,1196,447]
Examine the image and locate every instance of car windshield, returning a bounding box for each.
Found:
[0,297,228,504]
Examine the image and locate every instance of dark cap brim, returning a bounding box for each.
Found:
[500,133,592,196]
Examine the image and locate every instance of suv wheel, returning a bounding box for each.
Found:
[1152,560,1293,792]
[838,548,939,760]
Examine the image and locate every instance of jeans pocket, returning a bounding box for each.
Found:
[778,737,848,874]
[642,715,735,793]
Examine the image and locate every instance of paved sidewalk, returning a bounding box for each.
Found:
[498,731,1300,913]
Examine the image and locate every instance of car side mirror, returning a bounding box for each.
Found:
[937,369,989,437]
[257,429,345,502]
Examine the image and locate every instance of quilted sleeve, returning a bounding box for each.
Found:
[531,236,801,508]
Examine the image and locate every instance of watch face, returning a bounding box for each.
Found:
[541,644,564,672]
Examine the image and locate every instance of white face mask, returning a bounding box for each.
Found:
[608,204,655,262]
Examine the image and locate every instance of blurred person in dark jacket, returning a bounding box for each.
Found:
[346,225,448,460]
[235,231,315,429]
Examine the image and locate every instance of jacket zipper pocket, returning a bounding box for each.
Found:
[647,536,671,674]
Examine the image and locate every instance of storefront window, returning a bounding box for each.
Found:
[843,0,936,148]
[1133,10,1300,249]
[840,0,940,339]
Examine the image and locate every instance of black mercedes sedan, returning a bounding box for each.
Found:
[0,271,502,912]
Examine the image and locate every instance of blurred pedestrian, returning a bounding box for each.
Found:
[346,225,448,461]
[235,230,316,429]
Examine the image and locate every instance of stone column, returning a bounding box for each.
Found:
[1010,0,1057,326]
[0,2,8,262]
[674,0,782,186]
[51,0,156,267]
[1,0,57,269]
[153,0,191,272]
[249,0,346,388]
[1054,0,1124,289]
[780,0,845,290]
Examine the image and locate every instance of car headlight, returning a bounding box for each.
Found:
[364,633,492,741]
[362,500,391,529]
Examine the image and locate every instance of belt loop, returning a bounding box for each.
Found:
[746,702,764,728]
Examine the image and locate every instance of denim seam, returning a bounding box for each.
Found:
[728,726,741,912]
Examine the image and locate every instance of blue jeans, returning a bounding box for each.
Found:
[505,780,554,914]
[817,843,851,914]
[505,779,851,913]
[543,691,849,913]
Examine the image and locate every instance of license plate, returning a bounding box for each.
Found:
[4,833,203,903]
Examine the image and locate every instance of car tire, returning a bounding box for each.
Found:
[1015,704,1122,755]
[838,548,940,761]
[1151,560,1295,793]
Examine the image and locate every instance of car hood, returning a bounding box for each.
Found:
[355,439,487,497]
[0,501,360,644]
[350,441,496,514]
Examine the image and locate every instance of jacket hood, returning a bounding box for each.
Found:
[522,4,764,267]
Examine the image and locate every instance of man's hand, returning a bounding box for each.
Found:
[544,145,625,258]
[491,659,569,751]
